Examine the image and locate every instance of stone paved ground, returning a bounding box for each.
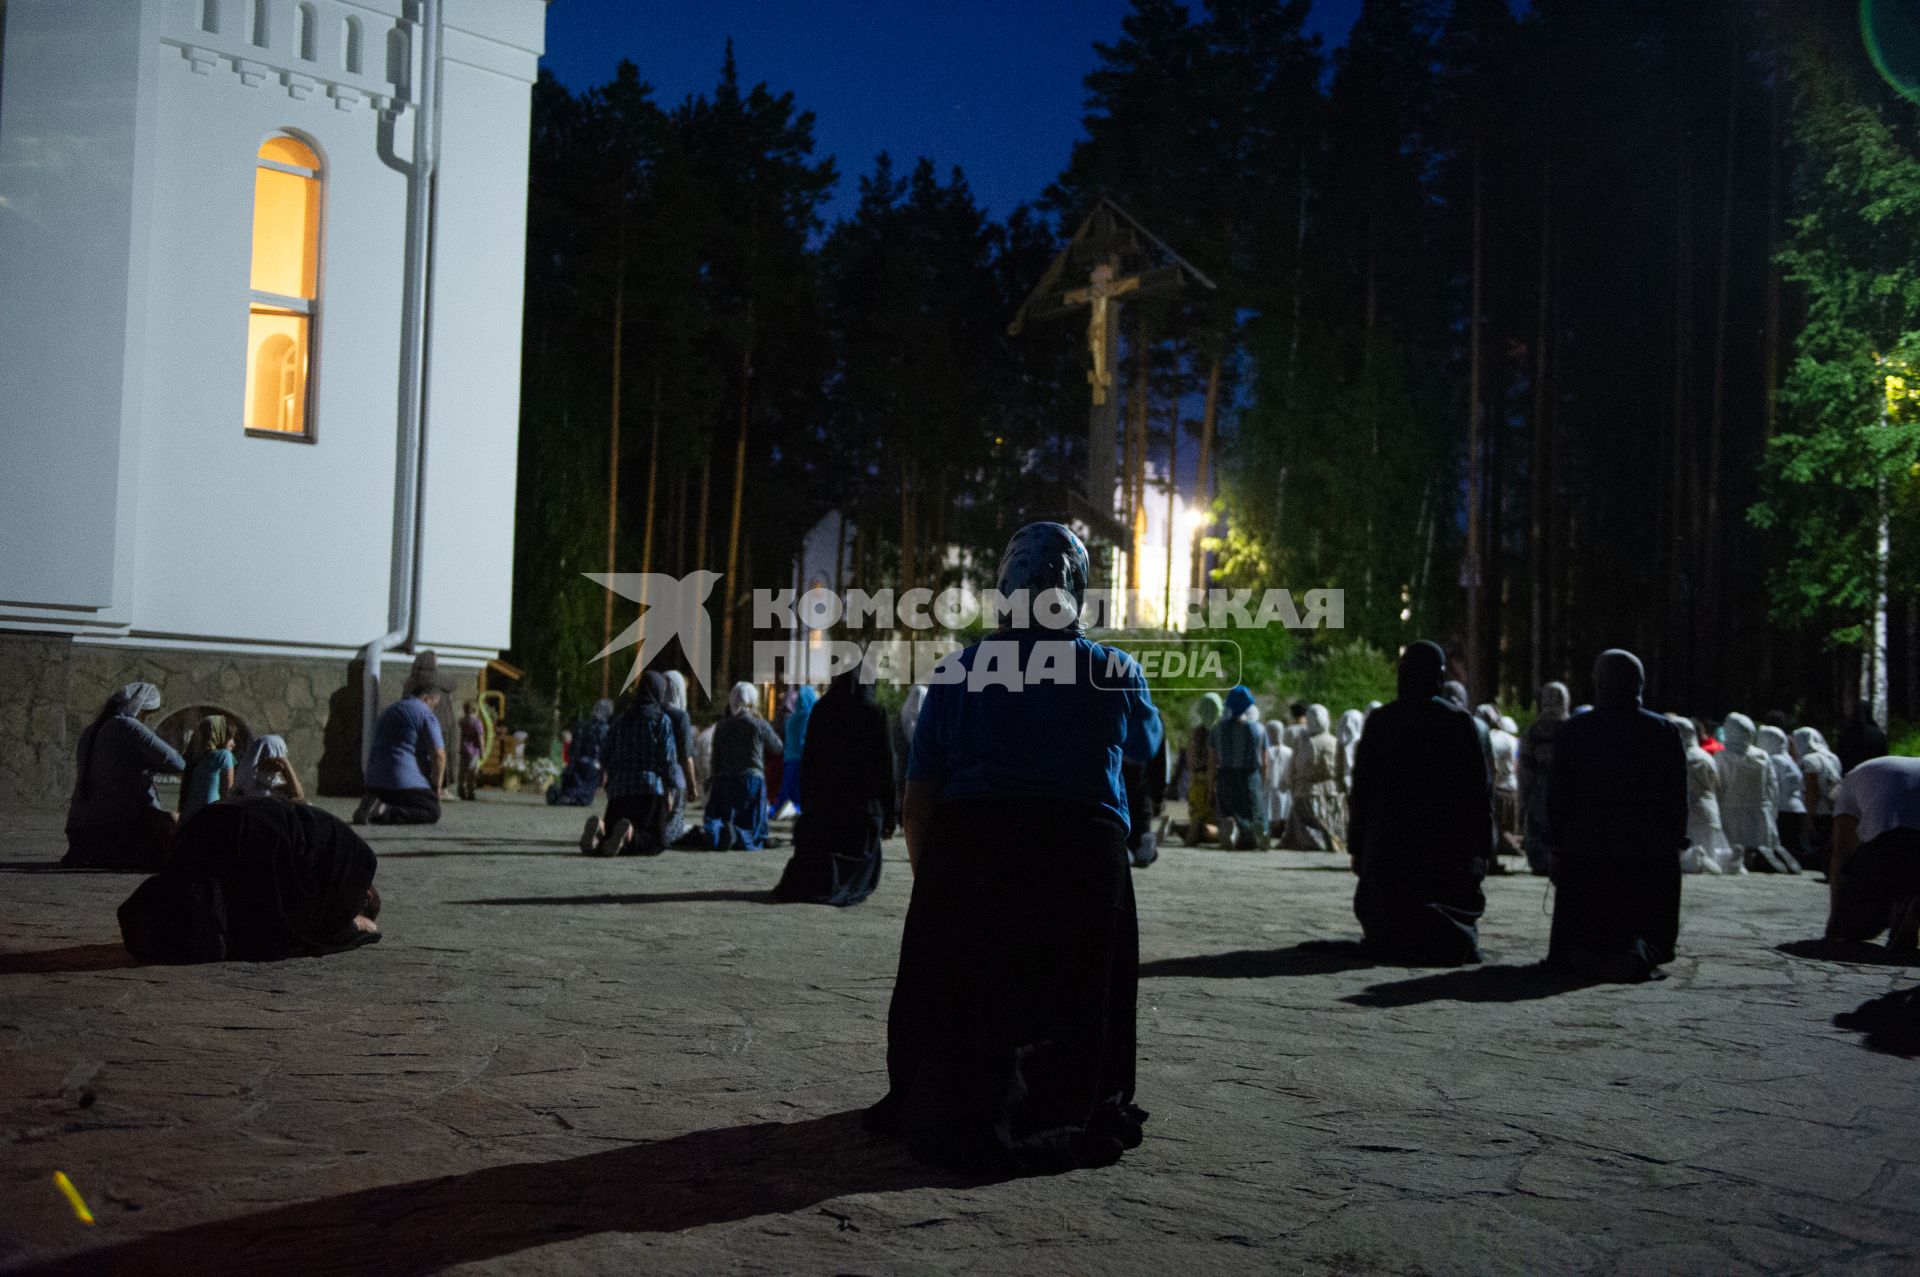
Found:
[2,793,1917,1276]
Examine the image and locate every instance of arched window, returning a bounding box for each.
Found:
[245,135,321,439]
[343,16,363,73]
[297,4,317,60]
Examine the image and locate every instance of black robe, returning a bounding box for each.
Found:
[1546,704,1688,976]
[866,796,1143,1172]
[773,676,895,906]
[119,799,379,963]
[1348,694,1495,965]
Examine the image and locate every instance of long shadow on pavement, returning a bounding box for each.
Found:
[1776,938,1920,968]
[13,1111,1004,1277]
[0,943,146,975]
[1139,940,1381,979]
[1343,964,1600,1008]
[452,890,777,907]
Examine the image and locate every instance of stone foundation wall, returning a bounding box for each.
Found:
[0,633,479,807]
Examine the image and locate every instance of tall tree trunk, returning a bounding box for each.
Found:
[1191,351,1222,589]
[1165,402,1179,627]
[1703,50,1738,711]
[1671,115,1695,709]
[639,374,661,605]
[1530,156,1552,698]
[1126,314,1150,623]
[695,448,712,572]
[719,312,753,690]
[1763,62,1782,439]
[600,255,625,698]
[1464,130,1486,700]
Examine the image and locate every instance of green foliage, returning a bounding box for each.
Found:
[1752,33,1920,647]
[1278,641,1399,715]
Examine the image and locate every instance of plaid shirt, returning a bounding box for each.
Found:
[605,709,677,798]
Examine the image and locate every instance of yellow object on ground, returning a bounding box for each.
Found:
[52,1171,93,1225]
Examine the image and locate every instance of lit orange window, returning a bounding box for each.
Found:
[245,135,321,438]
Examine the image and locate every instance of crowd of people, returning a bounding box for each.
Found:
[49,519,1920,1174]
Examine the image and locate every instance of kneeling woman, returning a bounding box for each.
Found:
[681,682,784,850]
[865,521,1163,1172]
[581,673,679,856]
[773,667,895,904]
[119,798,380,962]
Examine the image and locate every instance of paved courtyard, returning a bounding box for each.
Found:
[2,793,1916,1275]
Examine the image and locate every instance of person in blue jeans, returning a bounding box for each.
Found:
[354,675,448,826]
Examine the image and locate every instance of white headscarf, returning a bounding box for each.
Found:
[1755,725,1790,758]
[1722,712,1756,754]
[233,734,288,797]
[664,671,689,712]
[1306,703,1332,736]
[1536,682,1570,724]
[1336,708,1364,773]
[728,681,760,715]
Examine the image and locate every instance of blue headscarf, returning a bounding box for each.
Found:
[994,521,1090,634]
[784,685,817,760]
[1224,685,1255,719]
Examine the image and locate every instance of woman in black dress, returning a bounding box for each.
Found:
[772,668,894,905]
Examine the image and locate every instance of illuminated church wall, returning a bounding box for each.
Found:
[0,0,544,803]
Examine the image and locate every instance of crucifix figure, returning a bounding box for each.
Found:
[1064,263,1141,407]
[1009,199,1215,613]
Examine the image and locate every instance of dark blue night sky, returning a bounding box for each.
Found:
[540,1,1367,224]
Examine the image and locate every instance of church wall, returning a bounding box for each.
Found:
[0,631,479,807]
[129,0,410,649]
[412,0,542,660]
[0,0,160,616]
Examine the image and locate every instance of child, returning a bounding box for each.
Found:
[178,714,236,820]
[230,733,306,803]
[458,701,486,800]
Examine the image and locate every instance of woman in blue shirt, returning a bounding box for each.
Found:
[865,521,1162,1172]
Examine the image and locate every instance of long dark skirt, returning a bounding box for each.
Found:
[65,809,173,872]
[1353,870,1486,966]
[865,797,1144,1172]
[606,791,670,855]
[1547,849,1681,977]
[774,797,883,905]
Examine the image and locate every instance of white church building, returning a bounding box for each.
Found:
[0,0,546,801]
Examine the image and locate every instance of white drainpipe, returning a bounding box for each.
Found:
[361,0,440,769]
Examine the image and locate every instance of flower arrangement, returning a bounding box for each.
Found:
[528,758,561,790]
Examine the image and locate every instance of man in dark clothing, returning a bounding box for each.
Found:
[1837,703,1890,776]
[1347,640,1496,966]
[1546,648,1688,982]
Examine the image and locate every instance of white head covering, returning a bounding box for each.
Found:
[1722,712,1756,753]
[900,683,929,738]
[1263,720,1286,747]
[664,671,689,711]
[592,697,615,722]
[728,681,760,715]
[1537,682,1570,724]
[1791,726,1832,759]
[1475,703,1502,730]
[1669,714,1700,748]
[1755,725,1790,757]
[1364,700,1382,719]
[1306,703,1331,736]
[106,682,162,719]
[233,734,288,796]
